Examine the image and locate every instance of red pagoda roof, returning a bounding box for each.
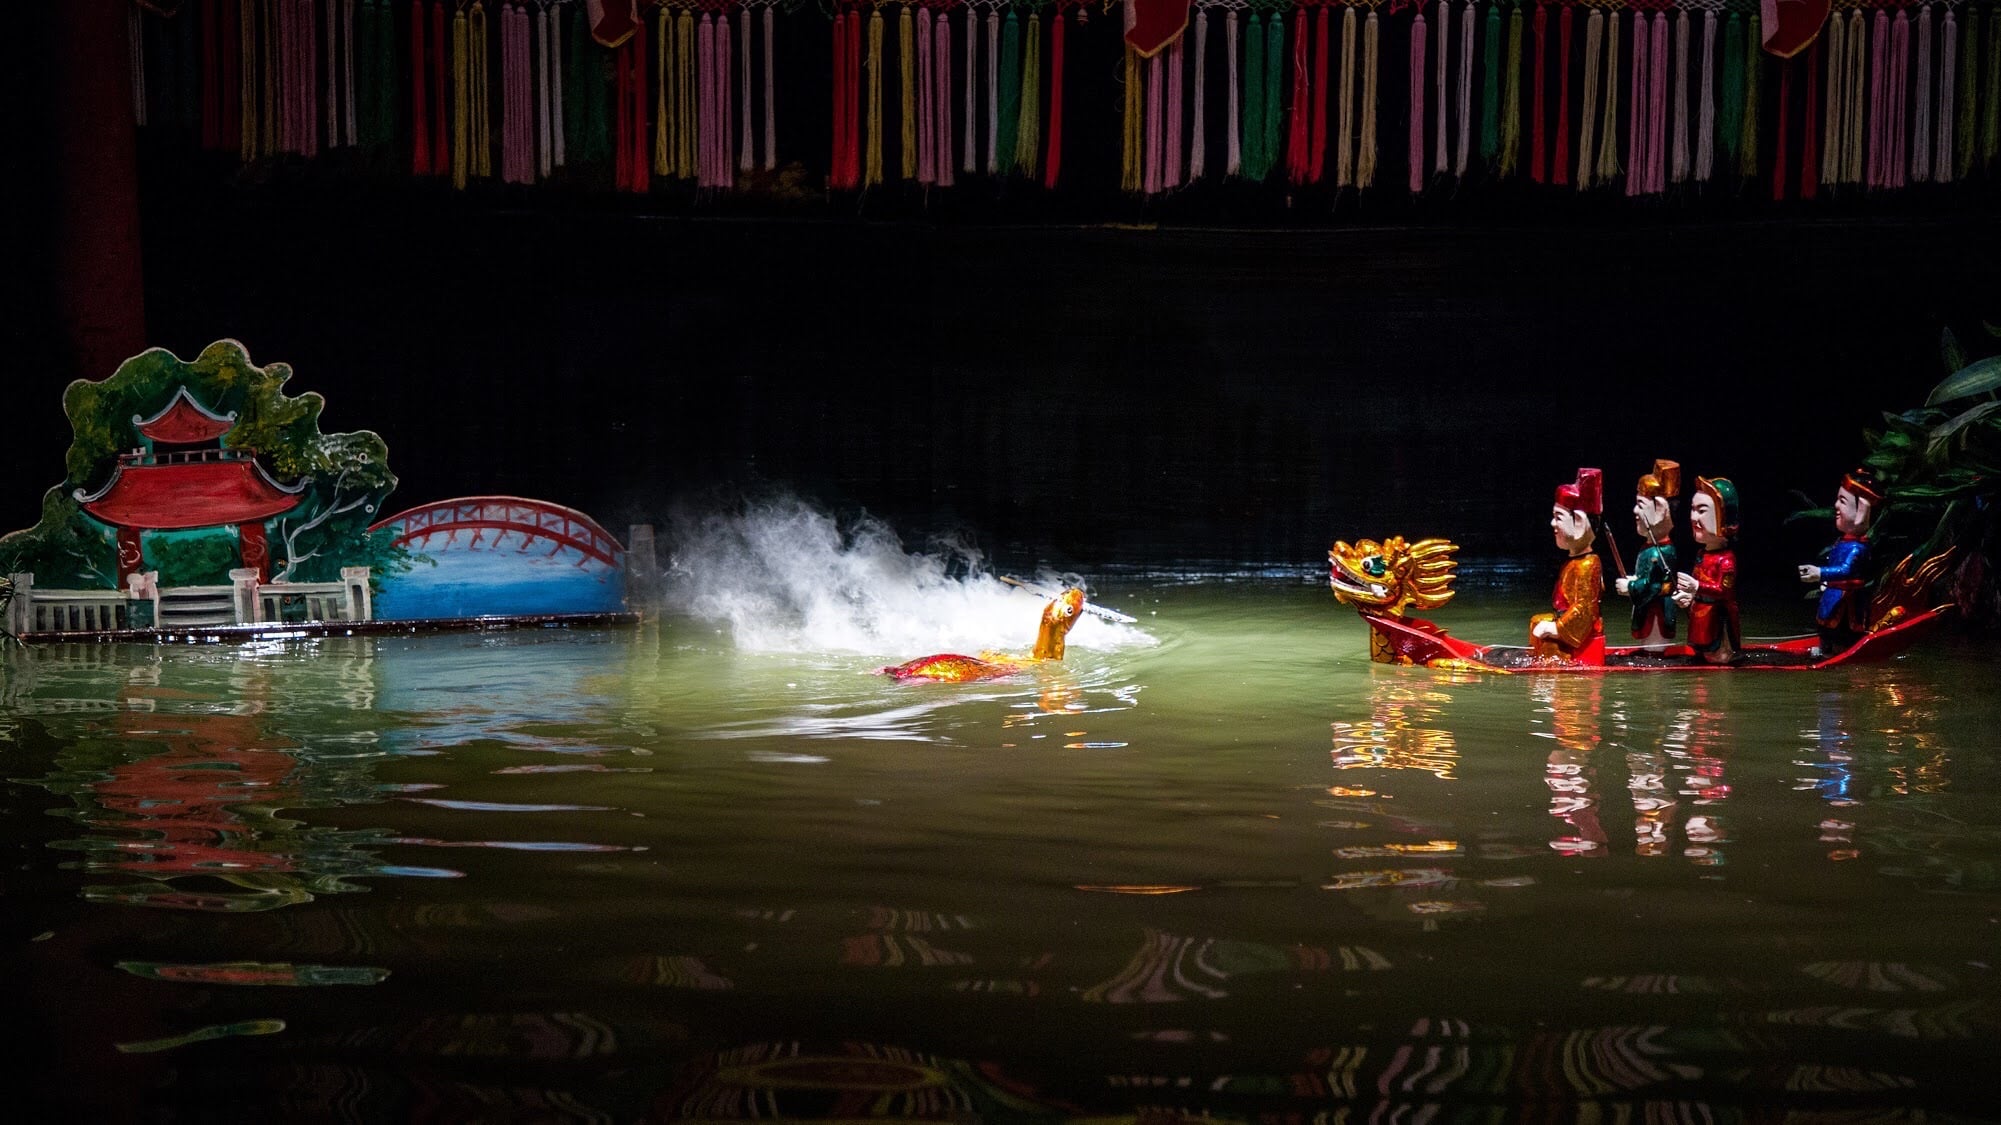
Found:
[75,452,304,530]
[135,387,237,445]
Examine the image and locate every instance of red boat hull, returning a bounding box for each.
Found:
[1362,606,1951,672]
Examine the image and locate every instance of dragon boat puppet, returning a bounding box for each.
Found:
[1327,464,1954,673]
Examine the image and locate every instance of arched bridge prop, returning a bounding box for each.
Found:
[371,496,625,570]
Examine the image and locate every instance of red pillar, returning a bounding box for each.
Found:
[239,521,270,581]
[52,0,147,383]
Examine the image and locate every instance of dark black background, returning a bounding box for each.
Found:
[11,4,2000,585]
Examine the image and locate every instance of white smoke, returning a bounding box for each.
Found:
[660,494,1152,657]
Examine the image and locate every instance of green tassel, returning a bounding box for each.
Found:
[1958,6,1979,178]
[1244,13,1266,177]
[569,4,610,163]
[1738,14,1760,177]
[1984,6,2001,167]
[1480,1,1501,162]
[1263,10,1284,176]
[1499,2,1523,176]
[997,12,1022,174]
[1719,12,1744,160]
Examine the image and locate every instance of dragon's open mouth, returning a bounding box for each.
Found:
[1328,564,1389,603]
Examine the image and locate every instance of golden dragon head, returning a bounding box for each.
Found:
[1032,587,1088,660]
[1328,537,1459,616]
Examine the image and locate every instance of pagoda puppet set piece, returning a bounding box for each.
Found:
[0,340,637,642]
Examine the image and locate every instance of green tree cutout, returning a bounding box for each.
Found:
[1,339,420,591]
[1794,324,2001,629]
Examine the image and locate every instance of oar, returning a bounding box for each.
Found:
[999,576,1138,624]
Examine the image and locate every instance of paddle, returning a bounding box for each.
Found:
[1000,576,1139,624]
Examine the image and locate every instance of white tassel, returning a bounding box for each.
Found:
[1226,9,1241,174]
[963,8,977,172]
[985,10,1000,173]
[1696,8,1716,181]
[1671,8,1690,182]
[1433,0,1449,175]
[1579,7,1602,186]
[1822,6,1846,184]
[739,6,754,172]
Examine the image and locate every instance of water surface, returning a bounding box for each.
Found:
[6,576,1998,1121]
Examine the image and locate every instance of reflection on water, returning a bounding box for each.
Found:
[5,582,2001,1121]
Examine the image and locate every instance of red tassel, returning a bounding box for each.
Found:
[1776,53,1792,199]
[430,0,448,173]
[1799,36,1820,199]
[412,0,431,174]
[1311,4,1330,181]
[846,10,862,186]
[1286,6,1311,182]
[631,21,650,192]
[1530,2,1547,182]
[1553,3,1571,185]
[1045,7,1067,188]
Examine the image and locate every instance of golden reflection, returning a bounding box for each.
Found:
[1330,678,1460,781]
[1534,674,1606,857]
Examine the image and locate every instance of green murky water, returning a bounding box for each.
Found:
[6,578,1999,1122]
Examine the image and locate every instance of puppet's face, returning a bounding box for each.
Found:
[1633,494,1670,539]
[1690,492,1724,548]
[1833,486,1873,537]
[1551,506,1592,553]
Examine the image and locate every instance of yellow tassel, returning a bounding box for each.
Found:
[471,2,488,178]
[1358,9,1379,187]
[896,6,913,180]
[453,5,469,188]
[1499,2,1522,177]
[1014,13,1041,174]
[1338,5,1356,187]
[863,7,884,185]
[1122,44,1141,191]
[668,4,684,175]
[1596,11,1622,183]
[677,10,696,176]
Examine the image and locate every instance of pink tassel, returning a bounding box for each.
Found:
[1411,3,1428,191]
[699,14,716,187]
[1145,50,1164,193]
[1166,33,1185,188]
[1627,8,1648,195]
[1227,10,1242,175]
[1647,11,1667,192]
[934,12,953,186]
[764,7,778,170]
[919,9,937,184]
[712,11,728,184]
[1191,8,1209,178]
[1888,8,1909,188]
[1913,3,1932,182]
[1868,8,1887,187]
